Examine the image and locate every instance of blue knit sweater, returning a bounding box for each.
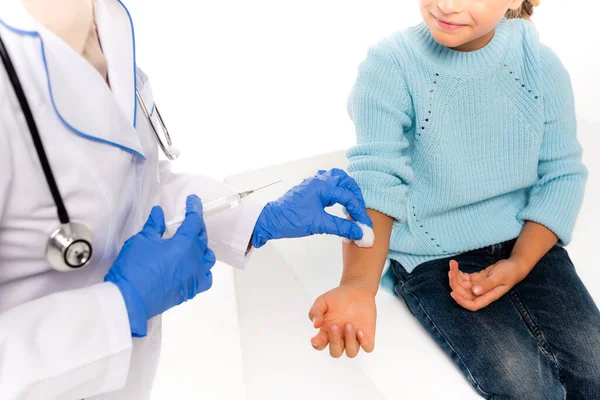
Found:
[346,18,588,274]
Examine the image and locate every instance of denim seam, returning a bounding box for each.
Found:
[399,284,494,398]
[509,289,567,396]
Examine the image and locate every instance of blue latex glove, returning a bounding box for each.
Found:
[105,195,216,337]
[252,169,373,248]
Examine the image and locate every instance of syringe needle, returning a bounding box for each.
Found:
[240,179,283,198]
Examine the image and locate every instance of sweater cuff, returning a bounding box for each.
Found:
[517,176,585,245]
[362,189,408,223]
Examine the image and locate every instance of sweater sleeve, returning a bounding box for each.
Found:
[517,46,588,245]
[346,43,415,222]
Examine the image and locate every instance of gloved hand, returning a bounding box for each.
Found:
[252,169,373,248]
[105,195,216,337]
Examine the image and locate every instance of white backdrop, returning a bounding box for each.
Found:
[117,1,600,399]
[126,0,600,181]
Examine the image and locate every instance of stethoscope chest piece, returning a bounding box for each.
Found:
[46,222,93,272]
[1,32,175,273]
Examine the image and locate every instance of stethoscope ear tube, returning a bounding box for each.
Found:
[0,33,92,271]
[0,34,70,224]
[135,90,180,160]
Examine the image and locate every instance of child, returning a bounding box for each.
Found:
[308,0,600,398]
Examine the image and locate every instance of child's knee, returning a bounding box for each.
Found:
[471,349,563,400]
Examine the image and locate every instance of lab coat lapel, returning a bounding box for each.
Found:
[0,0,145,159]
[94,0,138,129]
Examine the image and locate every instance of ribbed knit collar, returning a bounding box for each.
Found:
[407,18,514,74]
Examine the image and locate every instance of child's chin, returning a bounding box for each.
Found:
[428,26,471,49]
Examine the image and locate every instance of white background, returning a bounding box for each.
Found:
[127,0,600,180]
[119,1,599,399]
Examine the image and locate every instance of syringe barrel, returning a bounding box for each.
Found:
[166,193,242,231]
[202,194,242,217]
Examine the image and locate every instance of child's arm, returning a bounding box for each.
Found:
[340,209,394,295]
[308,41,414,358]
[449,46,588,311]
[308,209,392,358]
[516,45,587,245]
[509,221,558,273]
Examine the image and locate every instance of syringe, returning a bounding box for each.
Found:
[166,180,282,230]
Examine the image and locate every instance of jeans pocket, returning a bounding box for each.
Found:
[391,259,441,292]
[390,259,409,285]
[550,245,575,268]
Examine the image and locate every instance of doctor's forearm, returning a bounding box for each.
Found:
[340,209,393,296]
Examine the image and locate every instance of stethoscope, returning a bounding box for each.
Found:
[0,33,179,272]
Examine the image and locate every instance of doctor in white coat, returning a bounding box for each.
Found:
[0,1,373,399]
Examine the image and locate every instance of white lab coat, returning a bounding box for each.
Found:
[0,1,264,399]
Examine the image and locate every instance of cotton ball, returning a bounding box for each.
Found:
[342,222,375,248]
[355,222,375,247]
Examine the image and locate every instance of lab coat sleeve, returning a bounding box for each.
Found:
[0,283,133,400]
[158,161,266,269]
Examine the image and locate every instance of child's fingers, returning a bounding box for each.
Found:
[449,268,475,300]
[451,286,506,311]
[449,259,460,272]
[449,261,468,288]
[310,329,329,351]
[312,316,323,329]
[472,274,501,296]
[450,260,470,287]
[458,270,473,288]
[329,325,344,358]
[308,296,328,328]
[344,324,360,359]
[468,266,492,285]
[357,329,375,353]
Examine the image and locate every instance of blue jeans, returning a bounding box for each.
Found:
[391,240,600,399]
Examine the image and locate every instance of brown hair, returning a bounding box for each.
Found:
[505,0,541,20]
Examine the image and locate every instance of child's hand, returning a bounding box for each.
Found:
[448,259,528,311]
[308,284,377,358]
